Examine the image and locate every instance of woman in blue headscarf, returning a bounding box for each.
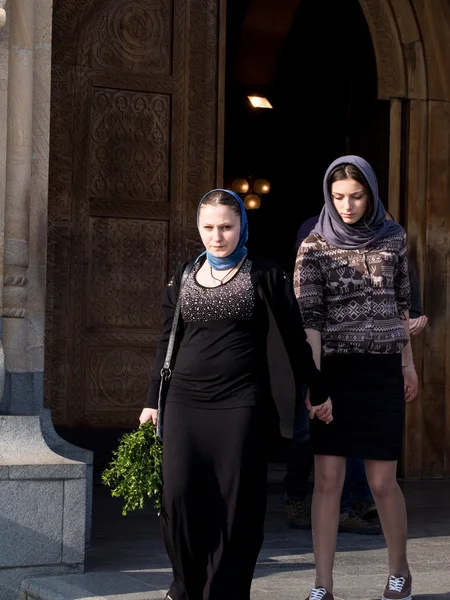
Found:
[140,188,330,600]
[295,157,418,600]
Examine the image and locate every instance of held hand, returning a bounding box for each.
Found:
[139,408,158,426]
[309,397,333,424]
[403,365,418,403]
[409,315,428,336]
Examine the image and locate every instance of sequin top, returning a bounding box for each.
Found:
[180,259,255,322]
[294,231,411,355]
[166,258,269,407]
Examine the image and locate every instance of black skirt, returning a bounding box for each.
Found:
[310,353,405,461]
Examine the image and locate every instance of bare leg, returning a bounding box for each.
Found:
[365,460,409,576]
[311,455,346,592]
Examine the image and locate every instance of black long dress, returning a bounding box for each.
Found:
[145,256,327,600]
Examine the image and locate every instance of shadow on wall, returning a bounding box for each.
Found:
[0,513,83,600]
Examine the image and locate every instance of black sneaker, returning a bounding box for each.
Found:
[285,494,311,529]
[338,510,382,535]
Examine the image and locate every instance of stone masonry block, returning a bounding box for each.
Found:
[62,478,86,564]
[8,464,85,480]
[0,480,63,567]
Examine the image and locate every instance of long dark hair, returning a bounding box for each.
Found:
[327,163,374,218]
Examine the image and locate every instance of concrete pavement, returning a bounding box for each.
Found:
[21,480,450,600]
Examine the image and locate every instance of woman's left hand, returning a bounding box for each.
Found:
[403,365,418,403]
[309,397,333,424]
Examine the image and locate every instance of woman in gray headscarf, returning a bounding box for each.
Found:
[295,156,418,600]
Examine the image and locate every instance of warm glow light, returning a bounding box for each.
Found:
[247,96,273,109]
[231,178,250,194]
[244,194,261,210]
[253,179,271,194]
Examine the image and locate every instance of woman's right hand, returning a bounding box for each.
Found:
[309,397,333,424]
[139,408,158,426]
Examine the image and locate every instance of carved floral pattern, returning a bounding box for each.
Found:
[91,0,172,74]
[90,89,169,201]
[359,0,405,99]
[87,347,153,408]
[88,218,167,328]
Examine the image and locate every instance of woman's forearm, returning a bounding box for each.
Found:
[400,311,414,367]
[305,328,322,370]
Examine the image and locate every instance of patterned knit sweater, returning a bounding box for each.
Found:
[294,231,411,355]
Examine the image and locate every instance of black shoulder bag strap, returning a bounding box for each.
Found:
[156,261,195,443]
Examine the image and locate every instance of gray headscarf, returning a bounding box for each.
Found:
[312,155,403,249]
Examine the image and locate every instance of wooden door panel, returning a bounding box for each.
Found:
[87,218,168,331]
[46,0,224,427]
[88,89,170,202]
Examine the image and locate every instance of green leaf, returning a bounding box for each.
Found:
[101,422,163,516]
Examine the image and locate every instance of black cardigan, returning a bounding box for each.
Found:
[408,263,423,319]
[145,256,328,437]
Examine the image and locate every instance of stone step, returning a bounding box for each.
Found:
[20,563,450,600]
[22,571,171,600]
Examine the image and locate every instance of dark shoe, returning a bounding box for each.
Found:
[358,498,378,520]
[305,587,334,600]
[338,510,382,535]
[285,494,311,529]
[382,572,412,600]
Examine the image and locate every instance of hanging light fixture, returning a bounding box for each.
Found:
[231,178,250,194]
[253,179,271,194]
[243,194,261,210]
[230,177,270,210]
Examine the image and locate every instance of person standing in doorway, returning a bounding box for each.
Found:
[386,211,428,337]
[296,156,418,600]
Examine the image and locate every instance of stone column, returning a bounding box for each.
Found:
[2,0,35,412]
[0,0,8,403]
[0,3,90,598]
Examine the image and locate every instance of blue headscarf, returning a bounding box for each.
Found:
[197,188,248,270]
[312,155,403,249]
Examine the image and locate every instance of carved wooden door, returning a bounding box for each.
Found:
[46,0,224,427]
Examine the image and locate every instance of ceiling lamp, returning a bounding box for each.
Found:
[231,178,250,194]
[253,179,271,194]
[243,194,261,210]
[247,96,273,109]
[230,177,270,210]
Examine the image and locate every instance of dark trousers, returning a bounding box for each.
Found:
[284,394,313,500]
[161,402,267,600]
[340,457,373,512]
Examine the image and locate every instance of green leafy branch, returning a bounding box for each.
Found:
[102,422,163,516]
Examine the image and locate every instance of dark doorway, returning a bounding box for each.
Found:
[224,0,389,274]
[224,0,389,460]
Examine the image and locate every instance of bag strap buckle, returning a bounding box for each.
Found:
[160,367,172,379]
